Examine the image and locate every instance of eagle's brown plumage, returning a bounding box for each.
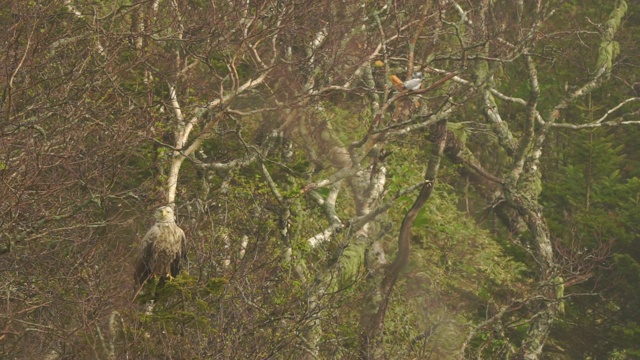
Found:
[134,206,187,287]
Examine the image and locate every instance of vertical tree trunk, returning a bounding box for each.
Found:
[360,119,448,359]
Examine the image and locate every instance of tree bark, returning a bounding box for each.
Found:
[360,119,448,359]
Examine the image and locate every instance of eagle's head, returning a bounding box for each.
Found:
[154,206,175,223]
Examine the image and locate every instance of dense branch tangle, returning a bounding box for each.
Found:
[2,1,639,359]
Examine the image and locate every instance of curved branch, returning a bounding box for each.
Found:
[362,119,448,354]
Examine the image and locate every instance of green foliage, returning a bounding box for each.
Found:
[3,0,639,359]
[384,184,527,358]
[447,122,469,143]
[542,125,640,357]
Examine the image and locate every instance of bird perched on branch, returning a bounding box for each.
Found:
[403,72,423,91]
[134,206,187,288]
[389,72,423,91]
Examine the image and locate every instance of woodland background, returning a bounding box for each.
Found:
[1,0,640,359]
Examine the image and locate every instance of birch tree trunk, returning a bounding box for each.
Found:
[462,1,629,357]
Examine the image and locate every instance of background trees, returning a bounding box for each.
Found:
[1,0,639,359]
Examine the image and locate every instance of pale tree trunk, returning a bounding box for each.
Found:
[134,0,278,206]
[296,110,391,358]
[357,2,451,357]
[467,2,629,357]
[294,72,455,360]
[517,3,627,357]
[276,10,394,355]
[359,119,448,359]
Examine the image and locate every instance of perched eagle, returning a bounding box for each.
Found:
[134,206,187,287]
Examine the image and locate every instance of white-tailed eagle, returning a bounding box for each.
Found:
[134,206,187,287]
